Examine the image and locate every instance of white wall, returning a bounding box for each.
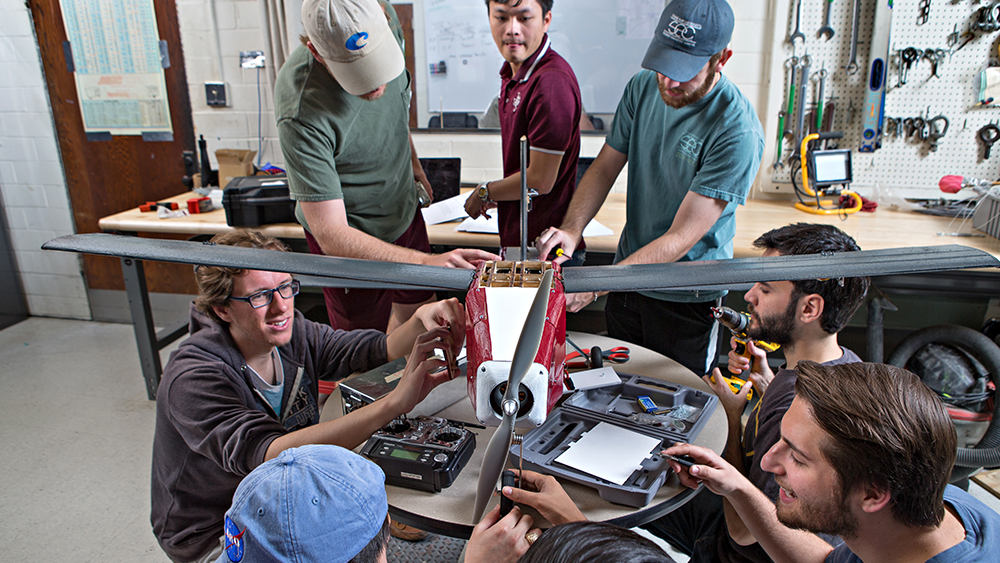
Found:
[174,0,778,194]
[0,0,89,319]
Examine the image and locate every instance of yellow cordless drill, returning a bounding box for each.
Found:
[710,306,781,399]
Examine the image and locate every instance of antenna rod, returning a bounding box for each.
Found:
[520,135,528,259]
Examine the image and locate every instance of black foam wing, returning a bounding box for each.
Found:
[42,233,476,291]
[560,246,998,294]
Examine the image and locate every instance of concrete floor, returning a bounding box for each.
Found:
[3,316,999,561]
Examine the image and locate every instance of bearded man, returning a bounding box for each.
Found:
[642,222,869,562]
[537,0,764,377]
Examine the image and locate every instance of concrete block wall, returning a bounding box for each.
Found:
[0,0,89,320]
[176,0,281,172]
[176,0,777,194]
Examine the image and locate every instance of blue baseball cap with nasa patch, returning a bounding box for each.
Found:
[217,445,388,562]
[641,0,734,83]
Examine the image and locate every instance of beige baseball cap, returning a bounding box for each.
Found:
[302,0,405,96]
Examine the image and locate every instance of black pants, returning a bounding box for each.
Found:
[643,489,772,563]
[605,292,720,377]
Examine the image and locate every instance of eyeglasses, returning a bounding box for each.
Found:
[228,279,300,309]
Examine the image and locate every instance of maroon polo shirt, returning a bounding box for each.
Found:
[496,35,582,249]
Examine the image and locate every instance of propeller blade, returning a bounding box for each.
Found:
[473,414,513,521]
[562,245,998,294]
[472,269,553,521]
[504,269,554,400]
[42,233,476,291]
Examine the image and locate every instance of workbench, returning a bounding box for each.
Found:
[98,193,1000,399]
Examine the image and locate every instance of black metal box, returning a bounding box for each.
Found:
[221,175,295,227]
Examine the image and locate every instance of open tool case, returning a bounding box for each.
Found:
[509,374,717,507]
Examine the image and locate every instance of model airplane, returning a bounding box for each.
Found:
[41,233,999,519]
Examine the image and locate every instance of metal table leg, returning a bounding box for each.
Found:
[120,256,189,400]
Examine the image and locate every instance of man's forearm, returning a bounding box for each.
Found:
[263,394,403,461]
[314,222,427,264]
[486,150,563,199]
[559,144,624,234]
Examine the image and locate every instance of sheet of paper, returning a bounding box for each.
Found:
[582,219,613,237]
[421,193,469,225]
[457,214,497,233]
[456,216,613,237]
[553,421,661,485]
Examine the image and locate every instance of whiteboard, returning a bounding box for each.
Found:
[423,0,666,114]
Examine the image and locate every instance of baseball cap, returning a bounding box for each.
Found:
[641,0,735,83]
[302,0,405,96]
[217,445,388,563]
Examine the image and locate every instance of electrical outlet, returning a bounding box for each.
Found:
[205,82,228,107]
[240,50,266,69]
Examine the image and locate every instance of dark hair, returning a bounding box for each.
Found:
[518,521,675,563]
[349,516,390,563]
[485,0,554,17]
[193,229,289,321]
[753,223,869,334]
[794,361,957,528]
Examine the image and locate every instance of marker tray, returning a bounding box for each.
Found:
[508,373,717,507]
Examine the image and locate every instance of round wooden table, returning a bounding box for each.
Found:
[382,331,728,537]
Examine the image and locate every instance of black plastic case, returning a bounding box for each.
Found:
[509,374,717,507]
[221,175,295,227]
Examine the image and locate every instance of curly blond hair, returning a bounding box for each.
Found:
[193,230,288,321]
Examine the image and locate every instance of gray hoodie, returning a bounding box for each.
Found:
[150,305,386,561]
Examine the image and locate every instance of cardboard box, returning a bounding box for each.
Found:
[215,149,256,188]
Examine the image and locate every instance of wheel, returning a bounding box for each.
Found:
[589,346,604,369]
[887,325,1000,482]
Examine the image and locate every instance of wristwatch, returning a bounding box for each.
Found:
[476,181,493,204]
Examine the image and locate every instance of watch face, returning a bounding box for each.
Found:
[478,185,489,201]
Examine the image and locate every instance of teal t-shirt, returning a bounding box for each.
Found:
[273,1,416,242]
[606,71,764,302]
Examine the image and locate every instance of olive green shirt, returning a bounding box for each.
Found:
[274,2,415,241]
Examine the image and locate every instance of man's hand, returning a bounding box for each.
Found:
[387,327,453,414]
[663,443,752,498]
[413,298,465,359]
[703,367,753,419]
[464,191,497,220]
[565,291,601,313]
[422,248,500,269]
[535,226,581,265]
[727,338,775,395]
[465,506,539,563]
[502,469,586,526]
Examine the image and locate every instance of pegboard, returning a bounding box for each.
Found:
[767,0,1000,200]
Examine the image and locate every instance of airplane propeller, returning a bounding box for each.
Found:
[472,268,554,521]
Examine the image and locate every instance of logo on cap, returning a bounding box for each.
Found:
[346,32,369,51]
[223,516,246,562]
[664,15,702,47]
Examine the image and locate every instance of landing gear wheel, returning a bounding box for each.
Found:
[590,346,604,369]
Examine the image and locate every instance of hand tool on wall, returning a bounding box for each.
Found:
[818,0,835,40]
[795,55,811,145]
[978,123,1000,159]
[916,0,931,26]
[773,111,787,170]
[789,0,806,45]
[860,0,893,152]
[783,57,799,140]
[815,67,828,133]
[926,115,949,152]
[846,0,862,74]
